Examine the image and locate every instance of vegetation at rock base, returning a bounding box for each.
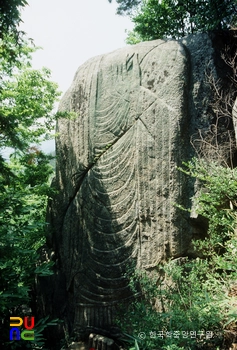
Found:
[116,160,237,350]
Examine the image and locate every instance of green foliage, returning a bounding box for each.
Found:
[0,1,31,71]
[0,150,56,347]
[0,44,61,151]
[125,0,237,43]
[117,159,237,349]
[0,0,28,39]
[0,34,35,75]
[108,0,142,15]
[31,316,61,349]
[117,264,224,349]
[181,159,237,258]
[0,36,61,184]
[0,3,67,349]
[0,27,61,348]
[125,29,144,44]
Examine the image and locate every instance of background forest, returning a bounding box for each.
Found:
[1,0,237,349]
[0,1,62,348]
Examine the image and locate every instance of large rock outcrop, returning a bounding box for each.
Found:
[40,34,219,340]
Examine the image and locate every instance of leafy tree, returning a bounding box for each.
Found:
[0,36,61,348]
[0,0,28,38]
[0,39,59,141]
[0,0,30,68]
[0,63,59,148]
[108,0,142,15]
[117,0,237,43]
[0,148,56,349]
[0,38,60,178]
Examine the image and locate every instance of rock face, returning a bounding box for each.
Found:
[42,34,217,338]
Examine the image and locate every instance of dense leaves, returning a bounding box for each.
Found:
[0,149,57,349]
[0,0,30,69]
[0,44,60,151]
[0,22,61,348]
[0,0,28,38]
[121,0,237,43]
[0,151,55,307]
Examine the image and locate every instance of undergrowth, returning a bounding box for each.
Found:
[116,159,237,350]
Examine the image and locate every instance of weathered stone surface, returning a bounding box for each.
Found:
[42,34,217,338]
[89,333,115,350]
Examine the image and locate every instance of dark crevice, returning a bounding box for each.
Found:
[136,115,155,140]
[126,52,135,71]
[62,160,95,224]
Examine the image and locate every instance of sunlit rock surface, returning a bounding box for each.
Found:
[42,34,216,335]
